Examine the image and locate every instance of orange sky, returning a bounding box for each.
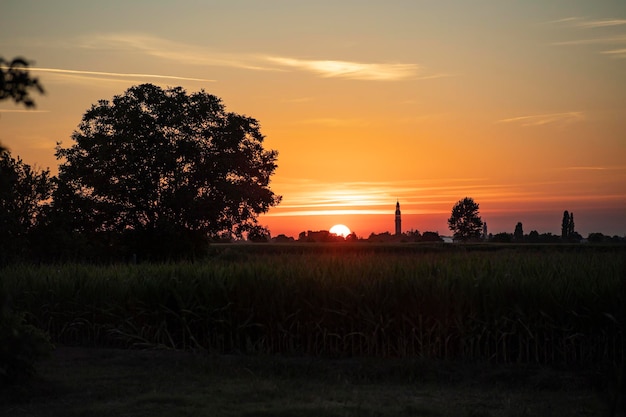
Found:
[1,1,625,237]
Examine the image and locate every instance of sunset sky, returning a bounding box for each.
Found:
[1,0,625,238]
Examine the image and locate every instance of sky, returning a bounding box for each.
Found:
[1,0,625,238]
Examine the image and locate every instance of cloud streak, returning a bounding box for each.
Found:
[575,19,626,28]
[78,33,422,81]
[80,33,272,71]
[550,17,626,28]
[552,36,626,46]
[265,57,420,81]
[551,17,626,58]
[30,67,215,83]
[263,175,626,220]
[497,111,584,127]
[601,48,626,58]
[562,165,626,171]
[267,178,499,217]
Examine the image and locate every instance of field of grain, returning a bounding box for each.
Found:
[2,244,624,366]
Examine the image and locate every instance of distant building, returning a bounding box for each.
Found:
[395,200,402,236]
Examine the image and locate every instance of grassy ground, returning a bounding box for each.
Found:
[1,346,611,417]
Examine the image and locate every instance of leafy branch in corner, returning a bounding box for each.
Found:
[0,56,45,153]
[0,56,44,108]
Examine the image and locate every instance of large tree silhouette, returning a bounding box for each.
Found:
[54,84,280,255]
[448,197,483,241]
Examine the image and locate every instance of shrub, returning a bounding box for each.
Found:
[0,296,52,384]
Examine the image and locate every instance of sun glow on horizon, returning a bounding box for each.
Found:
[329,224,351,238]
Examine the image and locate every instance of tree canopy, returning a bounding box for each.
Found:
[447,197,483,241]
[0,151,53,262]
[54,84,280,256]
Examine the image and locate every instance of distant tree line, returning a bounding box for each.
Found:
[280,229,444,244]
[265,198,623,245]
[485,211,622,244]
[365,230,444,243]
[489,227,623,244]
[446,197,624,244]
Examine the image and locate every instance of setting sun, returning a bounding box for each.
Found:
[329,224,351,238]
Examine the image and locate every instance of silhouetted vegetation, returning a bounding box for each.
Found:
[0,292,52,385]
[587,232,624,244]
[4,246,624,368]
[490,232,513,243]
[271,234,295,243]
[0,57,44,109]
[0,56,45,153]
[514,221,524,241]
[43,84,280,261]
[247,225,271,242]
[298,230,347,242]
[420,231,444,242]
[448,197,483,241]
[0,152,53,263]
[561,210,583,242]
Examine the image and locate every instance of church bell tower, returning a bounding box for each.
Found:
[395,200,402,236]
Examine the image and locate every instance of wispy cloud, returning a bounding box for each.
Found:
[551,17,626,58]
[497,111,584,127]
[265,178,501,217]
[265,57,420,81]
[601,48,626,58]
[545,17,581,25]
[77,33,423,81]
[576,19,626,29]
[264,176,626,220]
[549,17,626,29]
[552,36,626,46]
[30,67,215,83]
[562,165,626,171]
[80,33,272,71]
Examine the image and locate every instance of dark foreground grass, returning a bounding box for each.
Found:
[1,346,611,417]
[5,245,625,363]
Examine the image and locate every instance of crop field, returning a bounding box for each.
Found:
[2,244,625,366]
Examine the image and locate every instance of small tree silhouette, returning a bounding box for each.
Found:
[448,197,483,241]
[561,210,577,241]
[514,222,524,241]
